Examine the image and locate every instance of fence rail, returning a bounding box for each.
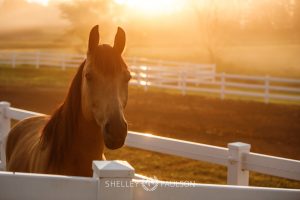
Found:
[1,102,300,183]
[1,163,299,200]
[0,102,300,199]
[1,51,299,103]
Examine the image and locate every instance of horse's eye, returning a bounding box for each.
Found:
[85,73,93,81]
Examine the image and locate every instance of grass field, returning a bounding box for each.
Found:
[1,64,299,106]
[0,65,300,189]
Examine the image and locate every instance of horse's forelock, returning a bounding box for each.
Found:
[94,45,124,76]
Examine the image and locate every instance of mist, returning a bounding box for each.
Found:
[0,0,299,77]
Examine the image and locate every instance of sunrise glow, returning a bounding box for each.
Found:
[115,0,185,15]
[27,0,48,6]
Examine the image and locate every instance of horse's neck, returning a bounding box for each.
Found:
[55,110,105,176]
[69,111,105,161]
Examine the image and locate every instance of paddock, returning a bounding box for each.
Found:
[1,51,300,104]
[0,101,300,199]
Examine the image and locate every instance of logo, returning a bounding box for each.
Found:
[104,176,196,192]
[141,176,159,191]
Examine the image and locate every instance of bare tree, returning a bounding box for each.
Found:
[192,0,240,63]
[59,0,122,51]
[292,0,300,35]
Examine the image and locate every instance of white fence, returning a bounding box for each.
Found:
[0,102,300,199]
[1,51,300,103]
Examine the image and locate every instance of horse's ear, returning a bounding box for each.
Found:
[88,25,99,53]
[113,27,126,55]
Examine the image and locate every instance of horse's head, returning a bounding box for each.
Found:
[81,25,131,150]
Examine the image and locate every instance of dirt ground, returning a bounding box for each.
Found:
[1,84,300,160]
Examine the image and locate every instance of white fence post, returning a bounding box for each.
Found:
[0,101,11,170]
[264,75,270,104]
[144,66,148,91]
[181,71,186,95]
[133,57,137,67]
[61,54,66,70]
[137,65,141,87]
[11,53,16,68]
[35,51,40,69]
[158,60,162,86]
[227,142,251,186]
[212,64,217,82]
[93,160,134,200]
[220,72,226,100]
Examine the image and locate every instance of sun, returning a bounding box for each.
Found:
[115,0,186,16]
[26,0,49,6]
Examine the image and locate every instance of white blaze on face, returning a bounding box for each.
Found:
[27,0,49,6]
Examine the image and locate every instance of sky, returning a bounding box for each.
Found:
[0,0,298,75]
[0,0,188,32]
[0,0,68,33]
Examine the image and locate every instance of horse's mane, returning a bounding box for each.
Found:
[40,60,85,167]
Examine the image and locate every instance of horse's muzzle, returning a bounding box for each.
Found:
[103,120,127,150]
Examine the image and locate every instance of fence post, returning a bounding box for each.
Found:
[144,66,148,91]
[35,51,40,69]
[212,64,217,82]
[158,69,162,86]
[137,65,141,87]
[177,70,181,88]
[227,142,251,186]
[93,160,134,200]
[264,75,270,104]
[11,53,16,68]
[220,72,226,100]
[181,71,186,95]
[196,65,200,86]
[158,60,162,86]
[0,101,11,170]
[61,54,66,70]
[133,57,137,67]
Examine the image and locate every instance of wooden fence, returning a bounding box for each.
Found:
[1,51,299,103]
[0,102,300,199]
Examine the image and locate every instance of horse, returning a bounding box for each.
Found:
[5,25,131,177]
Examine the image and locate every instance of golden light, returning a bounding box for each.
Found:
[26,0,49,6]
[143,133,154,137]
[140,73,147,78]
[140,80,147,86]
[115,0,186,16]
[140,65,148,70]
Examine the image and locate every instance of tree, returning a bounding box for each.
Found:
[192,0,240,63]
[292,0,300,34]
[241,0,294,32]
[59,0,122,51]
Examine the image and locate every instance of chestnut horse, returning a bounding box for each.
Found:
[5,25,131,177]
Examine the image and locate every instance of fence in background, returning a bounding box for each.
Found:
[0,102,300,199]
[0,51,300,103]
